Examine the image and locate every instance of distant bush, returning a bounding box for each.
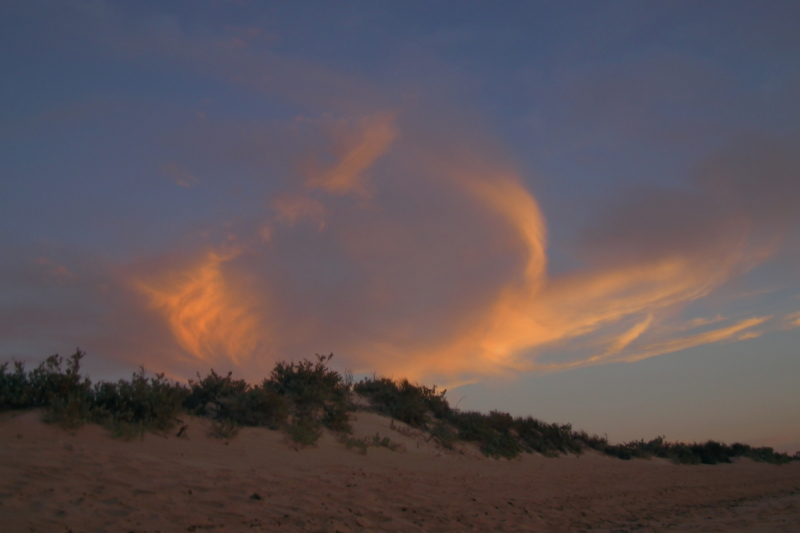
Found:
[587,436,794,465]
[355,375,799,463]
[446,410,521,459]
[354,377,449,428]
[184,370,287,430]
[514,416,582,456]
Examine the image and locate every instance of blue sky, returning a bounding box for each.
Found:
[2,0,799,451]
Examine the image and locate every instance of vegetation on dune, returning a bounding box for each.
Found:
[1,349,798,464]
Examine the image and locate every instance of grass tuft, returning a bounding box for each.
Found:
[209,419,240,440]
[341,432,403,455]
[287,415,323,446]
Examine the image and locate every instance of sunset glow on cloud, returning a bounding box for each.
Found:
[2,0,799,449]
[124,112,795,382]
[136,249,264,367]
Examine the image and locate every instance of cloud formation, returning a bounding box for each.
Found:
[122,111,800,382]
[3,1,799,386]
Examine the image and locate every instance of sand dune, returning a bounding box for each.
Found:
[1,409,799,532]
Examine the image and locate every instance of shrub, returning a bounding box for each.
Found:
[354,377,449,428]
[0,361,35,410]
[184,369,248,414]
[0,350,92,412]
[220,386,288,429]
[91,368,187,434]
[287,415,323,446]
[429,420,458,450]
[30,351,92,405]
[43,390,93,430]
[269,354,351,432]
[593,437,796,465]
[447,410,523,459]
[514,417,581,456]
[1,350,95,429]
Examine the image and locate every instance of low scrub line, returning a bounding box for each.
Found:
[1,349,797,465]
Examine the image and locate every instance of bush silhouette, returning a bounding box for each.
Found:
[2,350,797,464]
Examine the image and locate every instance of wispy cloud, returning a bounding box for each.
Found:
[134,249,266,367]
[624,316,770,363]
[784,311,800,328]
[605,315,653,355]
[161,162,197,188]
[271,194,327,229]
[303,112,398,195]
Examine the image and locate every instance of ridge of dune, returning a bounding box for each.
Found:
[2,409,800,532]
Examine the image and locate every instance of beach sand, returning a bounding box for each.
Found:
[1,409,798,532]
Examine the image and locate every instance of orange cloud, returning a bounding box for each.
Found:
[303,112,397,195]
[135,250,265,366]
[271,194,327,229]
[783,311,800,328]
[377,169,753,377]
[605,314,653,355]
[622,316,770,363]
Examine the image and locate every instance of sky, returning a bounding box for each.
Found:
[2,0,799,452]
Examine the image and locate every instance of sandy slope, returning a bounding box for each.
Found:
[1,409,799,532]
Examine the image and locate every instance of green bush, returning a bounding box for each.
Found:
[354,376,449,428]
[287,415,323,446]
[0,361,35,410]
[43,390,93,430]
[514,417,581,455]
[269,354,351,433]
[219,386,288,429]
[2,350,94,429]
[0,350,92,411]
[447,410,523,459]
[591,437,794,465]
[184,368,288,430]
[184,369,248,414]
[91,368,187,434]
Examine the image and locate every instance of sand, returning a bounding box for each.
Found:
[1,409,799,532]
